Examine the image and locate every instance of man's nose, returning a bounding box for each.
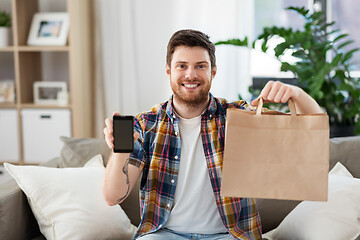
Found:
[185,67,198,79]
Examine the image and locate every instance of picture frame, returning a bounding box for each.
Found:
[27,12,69,46]
[33,81,68,105]
[0,80,15,103]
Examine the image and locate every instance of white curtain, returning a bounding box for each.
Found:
[93,0,254,137]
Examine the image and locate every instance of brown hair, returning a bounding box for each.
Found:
[166,29,216,69]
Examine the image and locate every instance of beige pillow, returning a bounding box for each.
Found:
[59,136,141,226]
[5,155,137,240]
[59,136,111,167]
[263,162,360,240]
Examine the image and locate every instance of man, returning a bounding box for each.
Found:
[103,29,323,239]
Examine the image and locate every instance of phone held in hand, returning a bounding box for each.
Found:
[113,115,134,153]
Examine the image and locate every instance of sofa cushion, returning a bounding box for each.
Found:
[59,136,111,168]
[59,136,141,226]
[264,162,360,240]
[4,155,137,240]
[257,136,360,233]
[329,136,360,178]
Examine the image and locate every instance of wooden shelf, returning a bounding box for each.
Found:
[17,45,70,52]
[0,0,94,165]
[20,103,71,109]
[0,47,15,52]
[0,103,17,109]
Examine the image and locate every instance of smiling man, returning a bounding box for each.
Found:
[103,29,323,240]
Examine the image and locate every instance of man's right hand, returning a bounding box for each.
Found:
[103,112,140,151]
[103,112,118,150]
[102,113,142,206]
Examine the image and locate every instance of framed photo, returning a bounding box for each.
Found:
[33,81,68,105]
[0,81,15,103]
[27,12,69,46]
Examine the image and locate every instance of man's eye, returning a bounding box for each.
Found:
[197,65,206,69]
[178,65,186,69]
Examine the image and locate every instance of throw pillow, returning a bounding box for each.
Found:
[264,162,360,240]
[329,136,360,178]
[4,154,137,240]
[329,161,353,177]
[59,136,111,167]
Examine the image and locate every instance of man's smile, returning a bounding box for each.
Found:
[182,83,200,89]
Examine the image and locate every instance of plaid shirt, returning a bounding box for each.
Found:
[129,93,262,239]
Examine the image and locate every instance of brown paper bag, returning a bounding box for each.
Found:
[221,98,329,201]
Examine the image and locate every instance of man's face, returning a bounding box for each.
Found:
[166,46,217,108]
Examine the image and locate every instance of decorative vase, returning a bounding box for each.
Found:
[330,125,355,138]
[0,27,10,47]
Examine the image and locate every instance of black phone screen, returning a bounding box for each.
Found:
[113,115,134,153]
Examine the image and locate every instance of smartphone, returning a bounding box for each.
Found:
[113,115,134,153]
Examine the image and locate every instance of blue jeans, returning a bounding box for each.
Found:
[136,228,235,240]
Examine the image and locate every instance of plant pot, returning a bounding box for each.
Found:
[330,125,355,138]
[0,27,10,47]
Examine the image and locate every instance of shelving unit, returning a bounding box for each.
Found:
[0,0,94,164]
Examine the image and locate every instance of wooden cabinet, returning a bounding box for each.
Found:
[0,0,93,164]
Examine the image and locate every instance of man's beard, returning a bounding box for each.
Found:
[171,82,211,108]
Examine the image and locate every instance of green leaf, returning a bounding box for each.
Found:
[274,42,289,57]
[330,54,342,67]
[320,21,335,31]
[292,50,307,59]
[0,9,11,27]
[287,6,309,17]
[261,41,268,52]
[333,33,349,43]
[214,38,248,47]
[338,40,354,49]
[252,40,256,49]
[334,69,346,80]
[343,48,360,63]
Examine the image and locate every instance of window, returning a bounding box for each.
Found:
[254,0,310,37]
[251,0,311,78]
[330,0,360,71]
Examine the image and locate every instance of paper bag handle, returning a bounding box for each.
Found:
[256,98,297,116]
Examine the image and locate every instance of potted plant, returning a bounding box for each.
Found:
[0,9,11,47]
[215,6,360,137]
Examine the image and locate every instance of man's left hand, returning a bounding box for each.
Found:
[250,80,323,114]
[251,81,301,106]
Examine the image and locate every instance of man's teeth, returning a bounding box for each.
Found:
[183,84,198,88]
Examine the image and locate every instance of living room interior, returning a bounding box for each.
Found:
[0,0,360,239]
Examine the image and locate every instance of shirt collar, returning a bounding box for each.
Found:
[166,93,218,121]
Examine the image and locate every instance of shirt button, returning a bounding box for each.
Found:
[167,203,171,208]
[171,179,175,184]
[175,131,179,136]
[174,155,178,159]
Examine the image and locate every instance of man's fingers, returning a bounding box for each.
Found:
[134,131,140,143]
[281,88,293,103]
[254,81,299,105]
[273,85,287,103]
[104,117,114,149]
[104,118,113,132]
[103,127,114,149]
[258,81,274,100]
[251,98,259,106]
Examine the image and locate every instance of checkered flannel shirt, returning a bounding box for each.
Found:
[129,93,262,239]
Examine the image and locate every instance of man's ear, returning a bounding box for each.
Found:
[211,65,217,78]
[166,65,171,75]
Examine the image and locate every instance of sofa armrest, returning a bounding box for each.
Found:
[0,179,40,240]
[0,158,60,240]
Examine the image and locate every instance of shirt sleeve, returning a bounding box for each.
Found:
[238,198,262,239]
[228,100,270,112]
[129,116,146,171]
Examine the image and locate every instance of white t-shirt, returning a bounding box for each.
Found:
[164,115,227,234]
